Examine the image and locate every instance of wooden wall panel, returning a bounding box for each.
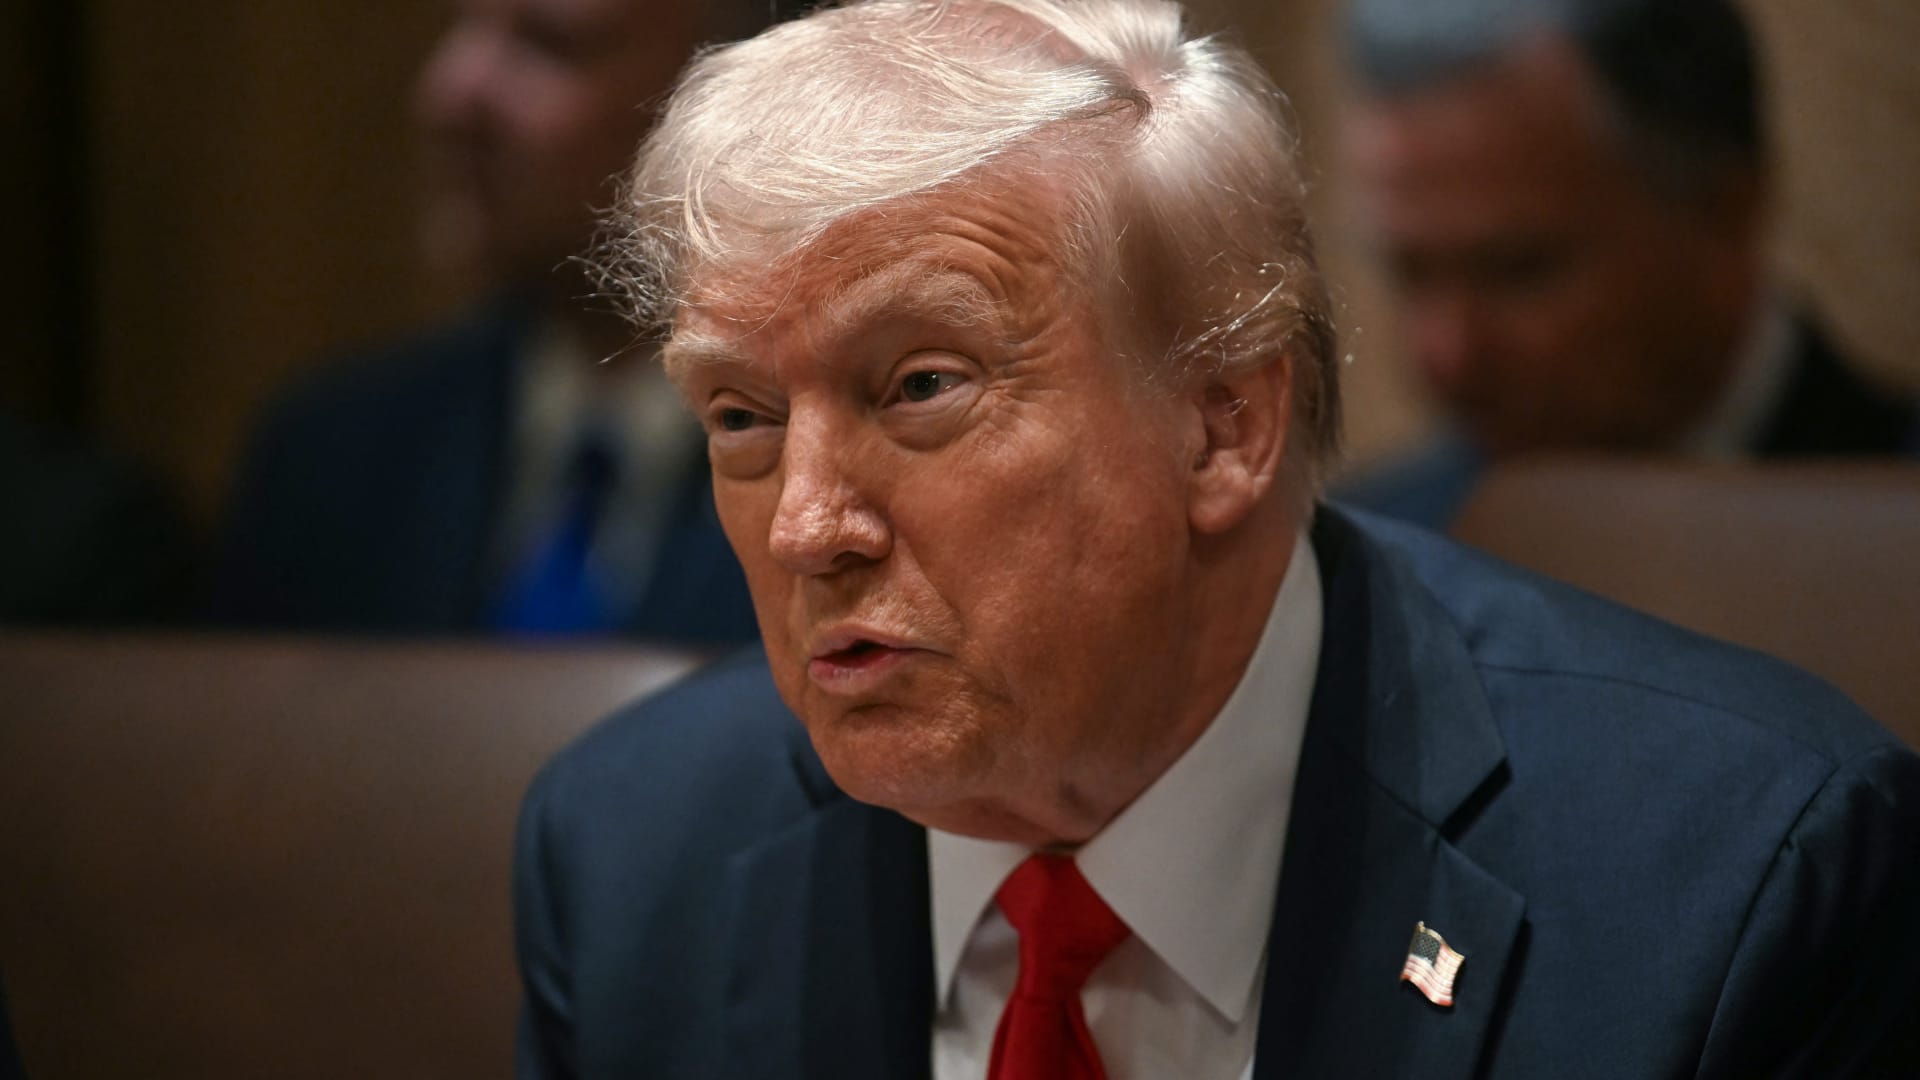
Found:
[87,2,455,519]
[2,0,85,430]
[1746,0,1920,391]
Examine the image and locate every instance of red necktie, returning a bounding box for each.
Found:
[987,854,1131,1080]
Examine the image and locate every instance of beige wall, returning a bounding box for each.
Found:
[52,0,1920,518]
[1747,0,1920,391]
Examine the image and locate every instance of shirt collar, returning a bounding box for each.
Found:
[928,532,1323,1024]
[1682,290,1796,458]
[515,318,694,472]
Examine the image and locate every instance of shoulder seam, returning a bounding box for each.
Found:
[1472,660,1846,762]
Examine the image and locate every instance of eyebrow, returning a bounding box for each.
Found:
[822,264,1009,341]
[660,333,747,379]
[661,265,1011,380]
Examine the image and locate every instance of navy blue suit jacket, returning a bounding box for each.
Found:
[208,299,756,644]
[513,508,1920,1078]
[1337,318,1920,530]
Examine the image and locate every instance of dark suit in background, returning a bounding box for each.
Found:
[208,300,756,644]
[511,509,1920,1078]
[1337,319,1920,530]
[1,411,194,627]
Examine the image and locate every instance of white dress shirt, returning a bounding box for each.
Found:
[929,534,1323,1080]
[494,318,704,608]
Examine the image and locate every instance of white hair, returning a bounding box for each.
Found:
[604,0,1340,472]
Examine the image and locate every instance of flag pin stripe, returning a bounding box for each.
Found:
[1400,921,1465,1007]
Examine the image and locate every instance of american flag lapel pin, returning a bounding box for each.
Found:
[1400,921,1465,1007]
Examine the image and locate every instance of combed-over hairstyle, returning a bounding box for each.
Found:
[605,0,1341,475]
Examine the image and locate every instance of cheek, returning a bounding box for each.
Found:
[1549,230,1666,338]
[898,411,1190,691]
[503,84,604,165]
[489,70,556,136]
[713,477,792,627]
[1493,290,1610,389]
[712,474,762,562]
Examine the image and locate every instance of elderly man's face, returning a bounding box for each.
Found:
[1342,37,1756,454]
[413,0,705,285]
[668,180,1209,845]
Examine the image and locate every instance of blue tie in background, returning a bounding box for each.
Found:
[492,433,622,634]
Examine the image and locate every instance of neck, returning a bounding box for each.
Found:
[1046,505,1302,847]
[1163,502,1302,773]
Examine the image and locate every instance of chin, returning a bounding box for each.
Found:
[805,702,992,816]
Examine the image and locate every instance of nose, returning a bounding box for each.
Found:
[412,19,495,134]
[767,412,892,577]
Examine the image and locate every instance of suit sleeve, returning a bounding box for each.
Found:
[1697,741,1920,1078]
[513,768,578,1080]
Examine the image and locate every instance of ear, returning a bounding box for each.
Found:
[1187,355,1292,535]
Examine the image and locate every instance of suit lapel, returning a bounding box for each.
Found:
[1255,511,1525,1080]
[411,299,526,626]
[1757,315,1920,457]
[628,455,758,646]
[723,794,933,1080]
[717,510,1527,1080]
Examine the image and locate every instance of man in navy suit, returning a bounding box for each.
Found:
[513,1,1920,1076]
[209,0,779,642]
[1332,0,1919,529]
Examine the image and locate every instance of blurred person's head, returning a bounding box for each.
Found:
[413,0,769,301]
[1340,0,1770,455]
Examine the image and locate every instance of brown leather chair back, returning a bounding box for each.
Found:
[0,634,700,1079]
[1450,460,1920,746]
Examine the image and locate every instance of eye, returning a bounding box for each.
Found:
[716,407,761,432]
[897,369,964,404]
[512,12,596,65]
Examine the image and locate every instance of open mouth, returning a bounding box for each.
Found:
[807,632,927,689]
[821,639,892,666]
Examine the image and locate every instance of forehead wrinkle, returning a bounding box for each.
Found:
[663,257,1018,387]
[819,261,1014,345]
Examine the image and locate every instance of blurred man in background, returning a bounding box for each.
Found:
[1334,0,1920,528]
[209,0,779,641]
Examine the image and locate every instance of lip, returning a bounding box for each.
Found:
[806,625,934,693]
